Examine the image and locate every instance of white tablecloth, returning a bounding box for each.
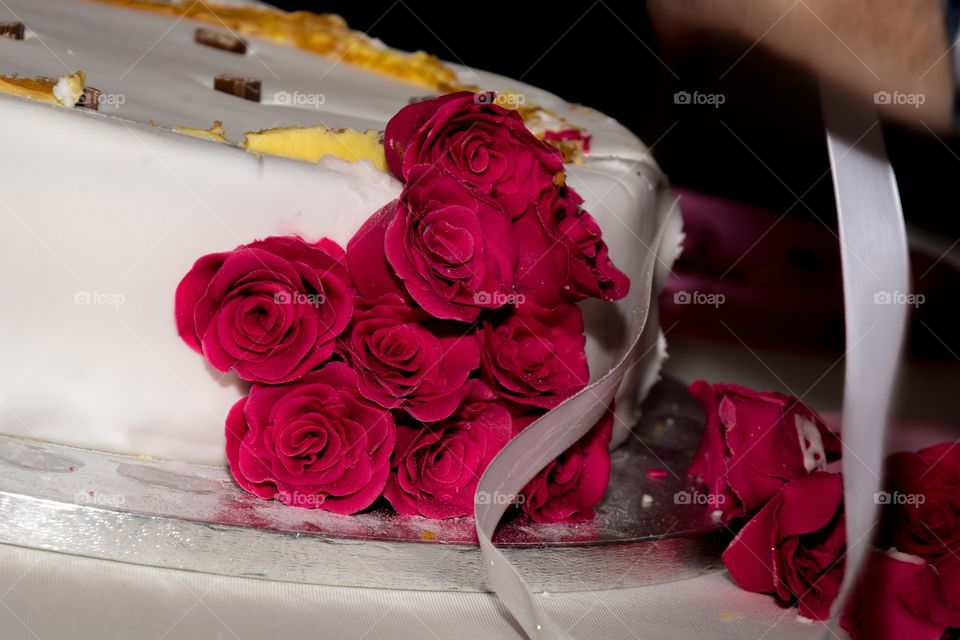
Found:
[0,544,840,640]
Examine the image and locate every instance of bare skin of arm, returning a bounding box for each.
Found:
[648,0,955,131]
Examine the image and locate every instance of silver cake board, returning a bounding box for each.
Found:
[0,377,726,593]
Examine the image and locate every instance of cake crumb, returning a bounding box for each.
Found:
[646,468,667,481]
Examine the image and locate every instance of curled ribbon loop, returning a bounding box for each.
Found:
[474,161,680,638]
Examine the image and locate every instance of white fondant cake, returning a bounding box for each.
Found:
[0,0,678,465]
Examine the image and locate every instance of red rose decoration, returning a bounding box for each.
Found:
[477,303,589,412]
[686,381,841,523]
[520,408,614,523]
[384,91,564,217]
[224,361,395,514]
[384,164,519,322]
[383,381,511,519]
[340,294,479,422]
[880,442,960,564]
[346,201,408,302]
[937,555,960,611]
[841,550,960,640]
[175,236,353,384]
[516,187,629,305]
[722,471,845,620]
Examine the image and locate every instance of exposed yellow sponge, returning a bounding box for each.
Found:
[242,125,387,172]
[174,120,228,143]
[87,0,461,91]
[0,70,85,107]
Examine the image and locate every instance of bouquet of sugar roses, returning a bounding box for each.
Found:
[174,92,628,523]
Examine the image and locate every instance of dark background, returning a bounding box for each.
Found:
[268,0,960,359]
[267,0,958,234]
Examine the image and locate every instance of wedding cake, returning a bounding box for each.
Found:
[0,0,679,521]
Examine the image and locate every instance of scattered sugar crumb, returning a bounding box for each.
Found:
[796,615,814,625]
[646,468,667,480]
[641,494,654,508]
[711,509,723,524]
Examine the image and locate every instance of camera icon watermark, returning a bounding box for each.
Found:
[276,490,323,508]
[873,91,926,109]
[673,490,726,506]
[274,291,326,306]
[473,291,525,306]
[273,91,326,109]
[475,491,525,506]
[674,90,725,108]
[74,491,126,507]
[79,91,125,109]
[873,291,924,308]
[73,290,126,308]
[874,490,925,506]
[474,92,498,106]
[673,290,725,308]
[489,92,527,108]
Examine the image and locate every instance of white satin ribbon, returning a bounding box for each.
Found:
[820,87,910,629]
[473,187,679,639]
[474,90,908,639]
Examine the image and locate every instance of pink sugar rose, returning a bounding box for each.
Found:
[225,361,395,514]
[880,443,960,564]
[520,408,614,524]
[937,555,960,612]
[384,91,564,217]
[384,164,519,322]
[841,550,960,640]
[339,294,479,422]
[346,201,408,303]
[175,236,352,384]
[722,471,845,621]
[686,381,841,523]
[383,381,512,519]
[477,303,589,412]
[515,187,629,305]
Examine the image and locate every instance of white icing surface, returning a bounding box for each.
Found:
[0,0,645,158]
[0,0,675,464]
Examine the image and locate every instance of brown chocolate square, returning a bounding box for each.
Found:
[213,73,261,102]
[195,28,247,54]
[0,22,25,40]
[76,87,101,111]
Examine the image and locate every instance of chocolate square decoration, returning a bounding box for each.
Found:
[0,22,25,40]
[76,87,101,111]
[195,28,247,54]
[213,73,261,102]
